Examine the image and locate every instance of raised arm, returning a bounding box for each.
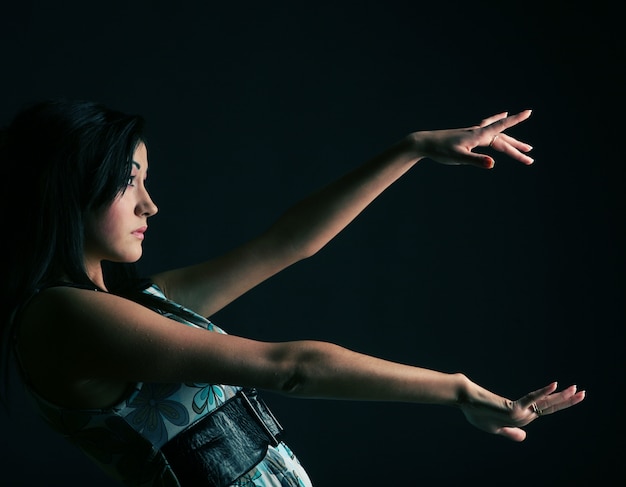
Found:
[153,110,534,316]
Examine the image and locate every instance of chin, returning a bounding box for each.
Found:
[129,252,143,263]
[116,249,143,263]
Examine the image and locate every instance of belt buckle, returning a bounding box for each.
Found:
[239,389,282,447]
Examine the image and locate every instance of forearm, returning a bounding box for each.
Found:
[264,136,422,260]
[278,340,469,407]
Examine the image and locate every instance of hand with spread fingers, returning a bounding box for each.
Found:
[409,109,535,169]
[460,382,586,442]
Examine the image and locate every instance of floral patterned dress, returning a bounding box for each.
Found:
[21,284,313,487]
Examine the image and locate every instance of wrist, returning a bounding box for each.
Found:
[451,372,473,408]
[453,375,512,413]
[403,131,432,161]
[386,133,427,165]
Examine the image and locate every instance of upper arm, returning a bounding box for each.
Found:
[151,231,302,317]
[19,287,295,391]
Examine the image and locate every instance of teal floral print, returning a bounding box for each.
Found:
[126,383,190,445]
[186,383,227,414]
[233,468,264,486]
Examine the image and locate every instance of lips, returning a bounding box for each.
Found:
[131,226,147,240]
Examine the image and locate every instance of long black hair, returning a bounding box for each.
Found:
[0,98,147,403]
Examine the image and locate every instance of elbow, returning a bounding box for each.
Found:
[279,237,319,263]
[291,245,318,262]
[280,366,305,395]
[275,349,310,397]
[272,340,330,397]
[263,225,321,263]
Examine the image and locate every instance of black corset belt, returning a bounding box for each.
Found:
[161,388,283,487]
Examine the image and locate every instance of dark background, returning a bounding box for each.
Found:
[1,1,623,485]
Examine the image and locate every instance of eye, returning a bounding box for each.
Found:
[126,175,136,187]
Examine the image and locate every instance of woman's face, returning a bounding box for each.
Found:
[84,142,158,269]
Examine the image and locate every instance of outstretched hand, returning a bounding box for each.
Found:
[461,382,586,442]
[410,110,534,169]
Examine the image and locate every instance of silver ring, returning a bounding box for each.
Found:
[531,402,542,416]
[489,134,500,147]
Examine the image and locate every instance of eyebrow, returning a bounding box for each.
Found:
[131,160,141,170]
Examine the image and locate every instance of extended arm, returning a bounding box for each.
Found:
[154,110,534,316]
[19,285,584,442]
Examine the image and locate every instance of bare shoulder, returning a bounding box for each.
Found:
[16,286,213,407]
[17,286,138,408]
[18,285,174,358]
[17,285,285,408]
[19,285,147,340]
[18,286,93,346]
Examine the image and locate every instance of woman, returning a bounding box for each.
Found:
[0,99,585,486]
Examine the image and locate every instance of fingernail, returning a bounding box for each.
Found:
[483,157,494,169]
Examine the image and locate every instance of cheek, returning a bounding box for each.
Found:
[98,207,123,236]
[85,201,126,244]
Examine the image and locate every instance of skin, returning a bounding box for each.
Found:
[17,110,585,442]
[83,144,158,284]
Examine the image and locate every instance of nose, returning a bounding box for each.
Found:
[137,188,158,217]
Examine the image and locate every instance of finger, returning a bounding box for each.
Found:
[454,152,496,169]
[548,389,586,414]
[438,143,495,169]
[518,381,558,409]
[490,109,532,133]
[479,111,509,128]
[493,133,533,153]
[496,426,527,442]
[493,136,535,165]
[536,386,585,416]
